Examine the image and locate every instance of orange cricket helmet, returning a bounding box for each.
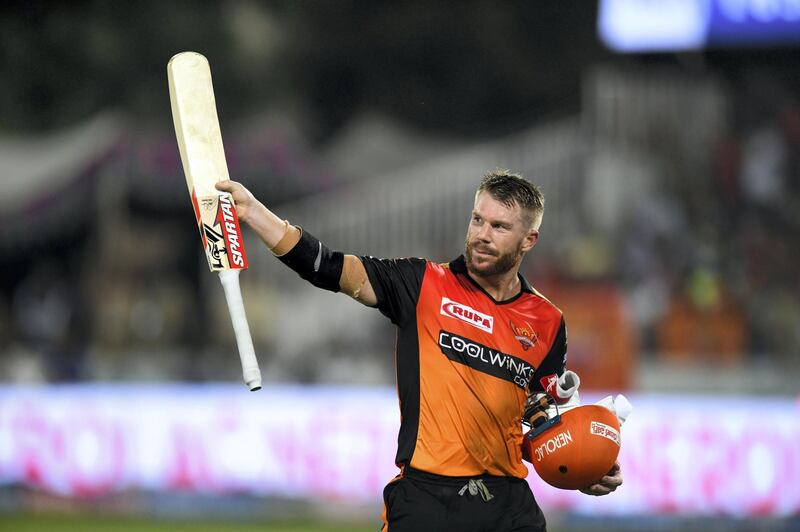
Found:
[522,403,621,490]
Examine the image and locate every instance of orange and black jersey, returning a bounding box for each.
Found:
[361,255,567,479]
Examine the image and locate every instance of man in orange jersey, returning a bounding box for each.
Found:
[217,170,623,531]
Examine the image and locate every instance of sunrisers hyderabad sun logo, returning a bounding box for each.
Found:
[510,319,538,351]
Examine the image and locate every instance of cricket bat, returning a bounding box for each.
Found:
[167,51,262,391]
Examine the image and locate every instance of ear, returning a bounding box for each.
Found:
[521,228,539,253]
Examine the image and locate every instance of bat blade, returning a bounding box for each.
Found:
[168,51,230,197]
[168,51,261,391]
[168,51,248,272]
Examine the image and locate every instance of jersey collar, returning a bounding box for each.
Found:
[449,255,534,304]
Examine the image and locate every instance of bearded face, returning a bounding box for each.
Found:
[464,191,537,279]
[464,232,525,277]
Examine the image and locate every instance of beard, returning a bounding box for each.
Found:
[464,235,524,278]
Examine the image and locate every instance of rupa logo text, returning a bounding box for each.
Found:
[440,297,493,333]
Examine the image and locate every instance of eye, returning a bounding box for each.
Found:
[472,214,481,224]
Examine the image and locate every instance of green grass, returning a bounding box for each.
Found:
[0,515,376,532]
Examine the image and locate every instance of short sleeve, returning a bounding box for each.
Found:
[529,316,568,393]
[359,257,427,327]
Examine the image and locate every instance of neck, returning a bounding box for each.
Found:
[467,266,522,301]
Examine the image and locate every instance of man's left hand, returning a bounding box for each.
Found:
[579,462,622,496]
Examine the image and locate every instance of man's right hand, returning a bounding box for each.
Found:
[215,180,260,226]
[215,180,289,249]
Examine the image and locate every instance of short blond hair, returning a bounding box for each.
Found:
[478,169,544,229]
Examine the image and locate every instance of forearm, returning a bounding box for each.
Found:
[244,201,293,251]
[254,216,374,305]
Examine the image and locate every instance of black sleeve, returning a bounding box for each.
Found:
[529,316,568,393]
[359,257,427,327]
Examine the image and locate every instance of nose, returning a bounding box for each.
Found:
[475,221,491,242]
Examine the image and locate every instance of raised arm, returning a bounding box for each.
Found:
[215,181,378,306]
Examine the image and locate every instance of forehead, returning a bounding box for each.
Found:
[473,190,522,222]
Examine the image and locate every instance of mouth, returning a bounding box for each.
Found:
[470,245,496,258]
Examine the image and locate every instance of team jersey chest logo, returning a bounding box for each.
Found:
[440,297,494,333]
[510,319,538,351]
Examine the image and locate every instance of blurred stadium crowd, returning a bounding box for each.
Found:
[0,2,798,394]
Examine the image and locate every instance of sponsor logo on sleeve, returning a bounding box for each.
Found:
[539,374,559,396]
[440,297,494,333]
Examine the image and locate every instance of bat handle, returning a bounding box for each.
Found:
[218,269,262,391]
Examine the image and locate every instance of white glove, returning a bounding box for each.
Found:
[532,370,581,420]
[595,394,633,425]
[553,370,581,406]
